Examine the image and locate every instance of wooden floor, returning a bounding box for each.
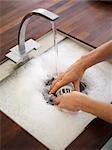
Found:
[0,0,112,149]
[0,0,112,62]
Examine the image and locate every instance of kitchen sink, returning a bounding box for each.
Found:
[0,31,112,150]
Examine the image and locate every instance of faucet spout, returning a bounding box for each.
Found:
[18,8,59,62]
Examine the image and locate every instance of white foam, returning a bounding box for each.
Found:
[0,38,112,150]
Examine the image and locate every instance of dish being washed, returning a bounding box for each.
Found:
[42,77,87,105]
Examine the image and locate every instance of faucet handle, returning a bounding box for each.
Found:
[32,8,59,21]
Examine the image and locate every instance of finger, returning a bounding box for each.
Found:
[51,76,62,87]
[50,79,59,89]
[50,79,68,93]
[55,73,64,82]
[50,82,61,93]
[49,80,61,93]
[50,74,63,91]
[73,80,80,91]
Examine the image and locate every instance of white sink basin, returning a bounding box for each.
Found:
[0,31,112,150]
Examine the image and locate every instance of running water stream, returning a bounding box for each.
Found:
[51,21,59,76]
[41,21,59,105]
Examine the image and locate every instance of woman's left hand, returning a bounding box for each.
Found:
[55,91,89,112]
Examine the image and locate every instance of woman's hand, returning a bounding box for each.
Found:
[55,91,89,112]
[50,59,86,94]
[55,91,112,123]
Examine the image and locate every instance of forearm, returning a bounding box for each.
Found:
[79,40,112,70]
[81,98,112,123]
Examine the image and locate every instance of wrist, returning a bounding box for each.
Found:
[79,95,95,113]
[71,92,86,111]
[78,55,90,70]
[79,97,89,112]
[75,55,90,72]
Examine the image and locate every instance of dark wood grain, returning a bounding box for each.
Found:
[66,118,112,150]
[57,0,112,48]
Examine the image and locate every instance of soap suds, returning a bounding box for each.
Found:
[0,38,111,150]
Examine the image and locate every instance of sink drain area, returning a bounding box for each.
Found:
[42,77,87,105]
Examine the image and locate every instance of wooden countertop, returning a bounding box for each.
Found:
[0,0,112,149]
[0,0,112,62]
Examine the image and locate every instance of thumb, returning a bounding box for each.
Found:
[50,79,67,94]
[73,80,80,91]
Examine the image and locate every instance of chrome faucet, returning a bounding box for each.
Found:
[6,8,59,64]
[18,8,59,62]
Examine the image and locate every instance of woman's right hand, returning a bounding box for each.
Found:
[50,59,86,94]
